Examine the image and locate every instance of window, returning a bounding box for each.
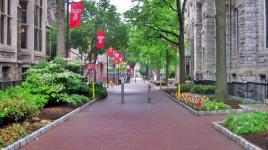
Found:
[34,0,42,51]
[0,0,12,46]
[20,0,28,49]
[266,0,268,48]
[20,1,27,24]
[21,26,27,48]
[235,8,239,55]
[2,66,10,81]
[0,0,4,13]
[22,67,28,81]
[0,15,4,44]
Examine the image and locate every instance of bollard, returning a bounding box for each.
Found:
[121,77,125,104]
[92,80,95,99]
[177,83,181,99]
[148,84,151,103]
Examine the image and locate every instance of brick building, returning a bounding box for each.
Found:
[0,0,51,82]
[186,0,268,101]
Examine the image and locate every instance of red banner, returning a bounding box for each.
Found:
[114,52,120,60]
[87,64,96,71]
[107,47,114,57]
[96,32,106,49]
[70,2,84,28]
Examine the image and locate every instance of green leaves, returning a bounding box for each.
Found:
[224,112,268,135]
[202,101,231,111]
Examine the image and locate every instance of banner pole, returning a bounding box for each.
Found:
[66,0,70,58]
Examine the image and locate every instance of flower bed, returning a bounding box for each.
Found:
[170,92,231,111]
[223,112,268,150]
[161,89,254,116]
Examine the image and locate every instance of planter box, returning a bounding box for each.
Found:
[160,90,254,116]
[212,122,262,150]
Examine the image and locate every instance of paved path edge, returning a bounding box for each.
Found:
[159,90,254,116]
[2,99,97,150]
[212,121,263,150]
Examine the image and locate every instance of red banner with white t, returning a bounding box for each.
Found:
[96,31,106,49]
[70,2,84,28]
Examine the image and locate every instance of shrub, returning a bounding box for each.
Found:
[89,82,107,99]
[181,84,193,93]
[224,112,268,135]
[25,57,87,105]
[202,85,215,95]
[0,87,43,122]
[202,101,231,111]
[186,84,215,95]
[58,94,89,105]
[190,85,203,94]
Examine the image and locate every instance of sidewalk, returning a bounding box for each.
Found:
[21,80,242,150]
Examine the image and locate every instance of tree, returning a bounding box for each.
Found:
[127,27,178,82]
[125,0,187,84]
[215,0,227,100]
[56,0,65,57]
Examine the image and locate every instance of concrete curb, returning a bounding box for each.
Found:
[212,122,263,150]
[2,99,97,150]
[160,90,254,116]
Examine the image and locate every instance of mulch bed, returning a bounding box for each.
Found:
[0,104,80,133]
[223,99,241,109]
[243,132,268,150]
[38,104,81,121]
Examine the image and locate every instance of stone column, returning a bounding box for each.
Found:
[194,1,203,81]
[202,0,216,80]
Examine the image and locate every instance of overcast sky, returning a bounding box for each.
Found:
[110,0,133,14]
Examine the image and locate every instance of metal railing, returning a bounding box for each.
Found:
[0,80,23,90]
[194,80,268,101]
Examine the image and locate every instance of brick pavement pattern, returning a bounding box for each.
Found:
[21,80,242,150]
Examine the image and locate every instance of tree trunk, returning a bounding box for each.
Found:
[156,66,161,81]
[179,23,186,84]
[215,0,227,100]
[56,0,66,57]
[175,51,180,81]
[165,49,170,86]
[176,0,186,84]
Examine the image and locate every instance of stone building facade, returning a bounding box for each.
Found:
[0,0,50,82]
[186,0,268,101]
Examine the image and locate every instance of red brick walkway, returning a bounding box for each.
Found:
[21,80,242,150]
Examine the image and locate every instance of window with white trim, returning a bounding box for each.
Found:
[266,0,268,48]
[34,0,42,51]
[0,0,12,46]
[20,0,28,49]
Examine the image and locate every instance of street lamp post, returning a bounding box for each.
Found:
[65,0,70,58]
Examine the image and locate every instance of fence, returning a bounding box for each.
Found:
[194,80,268,101]
[0,80,23,90]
